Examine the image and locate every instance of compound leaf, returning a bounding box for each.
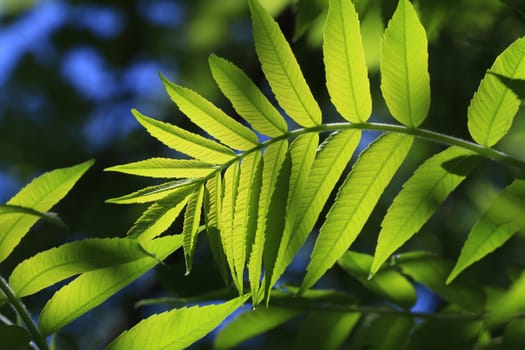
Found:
[105,158,217,179]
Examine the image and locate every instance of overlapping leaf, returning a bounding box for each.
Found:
[324,0,371,122]
[106,180,194,205]
[9,237,157,297]
[468,37,525,147]
[380,0,430,126]
[0,160,93,263]
[106,158,217,179]
[295,311,360,350]
[161,76,259,150]
[249,0,321,127]
[133,109,236,164]
[447,179,525,283]
[39,235,183,335]
[182,185,205,274]
[302,133,413,291]
[0,204,65,228]
[105,295,249,350]
[371,147,479,276]
[209,54,288,137]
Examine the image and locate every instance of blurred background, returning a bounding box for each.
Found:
[1,0,525,348]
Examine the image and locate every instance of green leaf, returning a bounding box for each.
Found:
[133,109,236,163]
[324,0,371,122]
[489,72,525,99]
[447,179,525,283]
[380,0,430,127]
[204,174,230,285]
[394,251,486,313]
[161,76,259,150]
[486,270,525,326]
[214,306,300,350]
[249,0,322,127]
[468,37,525,146]
[294,311,360,350]
[232,152,263,291]
[220,162,242,292]
[105,295,249,350]
[106,179,194,205]
[0,160,93,263]
[348,314,414,350]
[0,325,31,350]
[371,147,479,276]
[105,158,217,179]
[182,185,205,274]
[271,130,360,294]
[337,251,416,308]
[126,186,195,242]
[38,235,183,335]
[0,204,66,229]
[209,54,288,137]
[9,237,156,297]
[248,141,288,303]
[302,133,413,292]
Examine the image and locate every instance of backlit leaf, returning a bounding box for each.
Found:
[249,0,322,127]
[324,0,371,122]
[380,0,430,126]
[371,147,479,276]
[9,238,154,297]
[39,235,183,335]
[183,185,205,274]
[0,160,93,263]
[468,37,525,146]
[0,204,66,229]
[302,133,412,291]
[161,76,259,150]
[133,109,236,164]
[106,179,194,205]
[105,295,249,350]
[486,271,525,326]
[448,179,525,283]
[105,158,217,179]
[209,54,288,137]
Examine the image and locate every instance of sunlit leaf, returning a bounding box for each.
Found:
[133,109,236,164]
[214,306,300,350]
[0,204,66,229]
[0,160,93,263]
[209,54,288,137]
[9,237,159,297]
[249,0,322,127]
[302,133,412,291]
[105,295,249,350]
[394,251,485,313]
[106,179,194,205]
[105,158,217,179]
[337,251,416,308]
[161,76,259,150]
[468,37,525,146]
[248,141,288,303]
[270,130,360,295]
[448,179,525,283]
[371,147,479,276]
[380,0,430,126]
[294,311,360,350]
[38,235,183,335]
[182,185,205,274]
[324,0,371,122]
[126,186,195,242]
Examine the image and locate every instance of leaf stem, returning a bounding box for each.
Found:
[0,275,49,350]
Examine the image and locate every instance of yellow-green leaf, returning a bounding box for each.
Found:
[209,54,288,137]
[0,160,93,263]
[133,109,236,164]
[106,180,194,205]
[249,0,322,127]
[468,37,525,146]
[371,147,479,276]
[183,185,205,274]
[105,295,249,350]
[302,133,413,292]
[105,158,217,179]
[324,0,371,122]
[380,0,430,127]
